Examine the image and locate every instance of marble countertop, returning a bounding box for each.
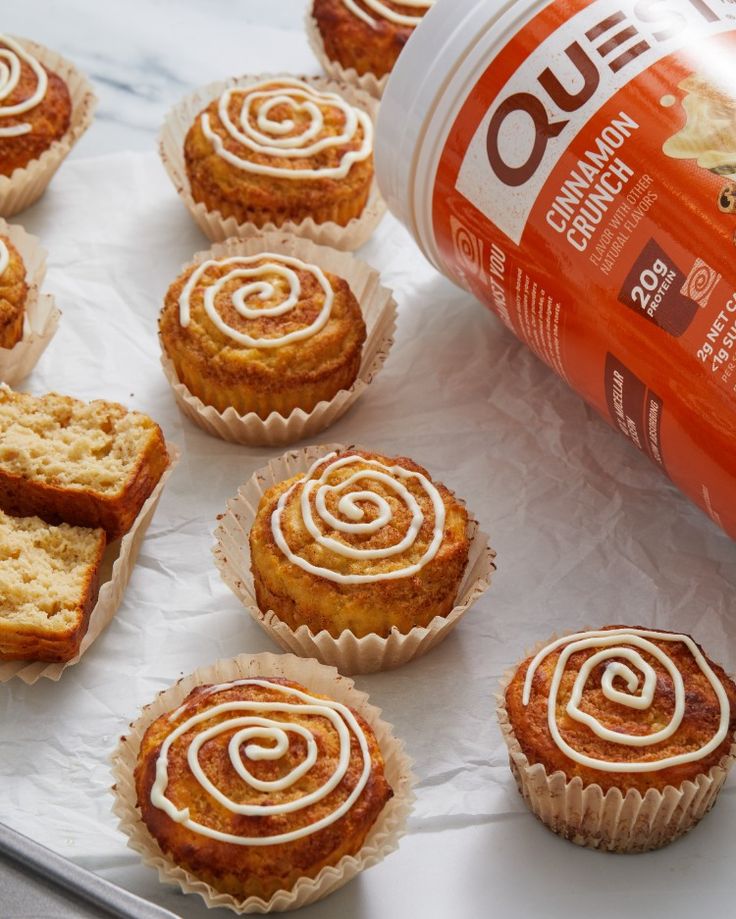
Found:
[6,0,319,159]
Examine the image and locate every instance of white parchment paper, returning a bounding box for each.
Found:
[1,150,735,919]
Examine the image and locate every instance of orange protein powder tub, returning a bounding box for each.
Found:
[376,0,736,537]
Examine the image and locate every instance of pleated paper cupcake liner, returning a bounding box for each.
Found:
[213,443,496,674]
[159,73,385,251]
[305,11,389,99]
[496,634,736,853]
[110,651,415,914]
[0,219,59,385]
[0,37,97,217]
[160,233,396,446]
[0,445,180,685]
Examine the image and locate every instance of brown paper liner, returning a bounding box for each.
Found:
[213,443,496,674]
[0,37,97,217]
[159,73,385,251]
[160,234,396,446]
[0,219,59,385]
[0,445,180,685]
[110,651,415,914]
[496,633,736,853]
[305,11,389,100]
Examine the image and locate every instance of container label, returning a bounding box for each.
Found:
[432,0,736,536]
[456,0,734,244]
[616,238,700,335]
[605,353,666,468]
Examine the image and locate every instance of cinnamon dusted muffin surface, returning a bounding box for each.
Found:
[312,0,435,78]
[504,625,736,794]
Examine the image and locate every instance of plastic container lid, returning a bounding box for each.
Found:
[376,0,545,272]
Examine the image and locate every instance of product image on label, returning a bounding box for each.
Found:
[663,73,736,179]
[662,70,736,241]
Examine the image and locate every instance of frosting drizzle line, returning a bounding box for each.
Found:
[200,78,373,180]
[522,627,731,772]
[178,253,334,349]
[271,451,446,583]
[342,0,434,28]
[0,35,48,138]
[150,679,372,846]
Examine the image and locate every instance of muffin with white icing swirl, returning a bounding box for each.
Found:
[249,448,470,638]
[134,676,393,902]
[159,250,366,419]
[0,234,28,348]
[183,77,374,229]
[0,35,72,177]
[500,625,736,852]
[312,0,435,79]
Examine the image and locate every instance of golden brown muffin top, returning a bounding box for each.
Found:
[313,0,434,77]
[159,253,366,388]
[134,677,393,898]
[186,77,373,185]
[0,36,72,177]
[505,625,736,793]
[257,448,469,585]
[0,235,28,329]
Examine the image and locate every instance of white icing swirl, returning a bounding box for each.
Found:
[0,240,8,277]
[342,0,434,28]
[150,679,372,846]
[271,451,446,584]
[522,627,731,772]
[200,78,373,179]
[0,35,48,138]
[178,253,334,349]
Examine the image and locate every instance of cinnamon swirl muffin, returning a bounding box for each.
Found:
[0,35,72,176]
[159,251,366,418]
[134,676,393,902]
[500,625,736,852]
[0,235,28,348]
[183,77,374,228]
[249,448,470,638]
[312,0,435,79]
